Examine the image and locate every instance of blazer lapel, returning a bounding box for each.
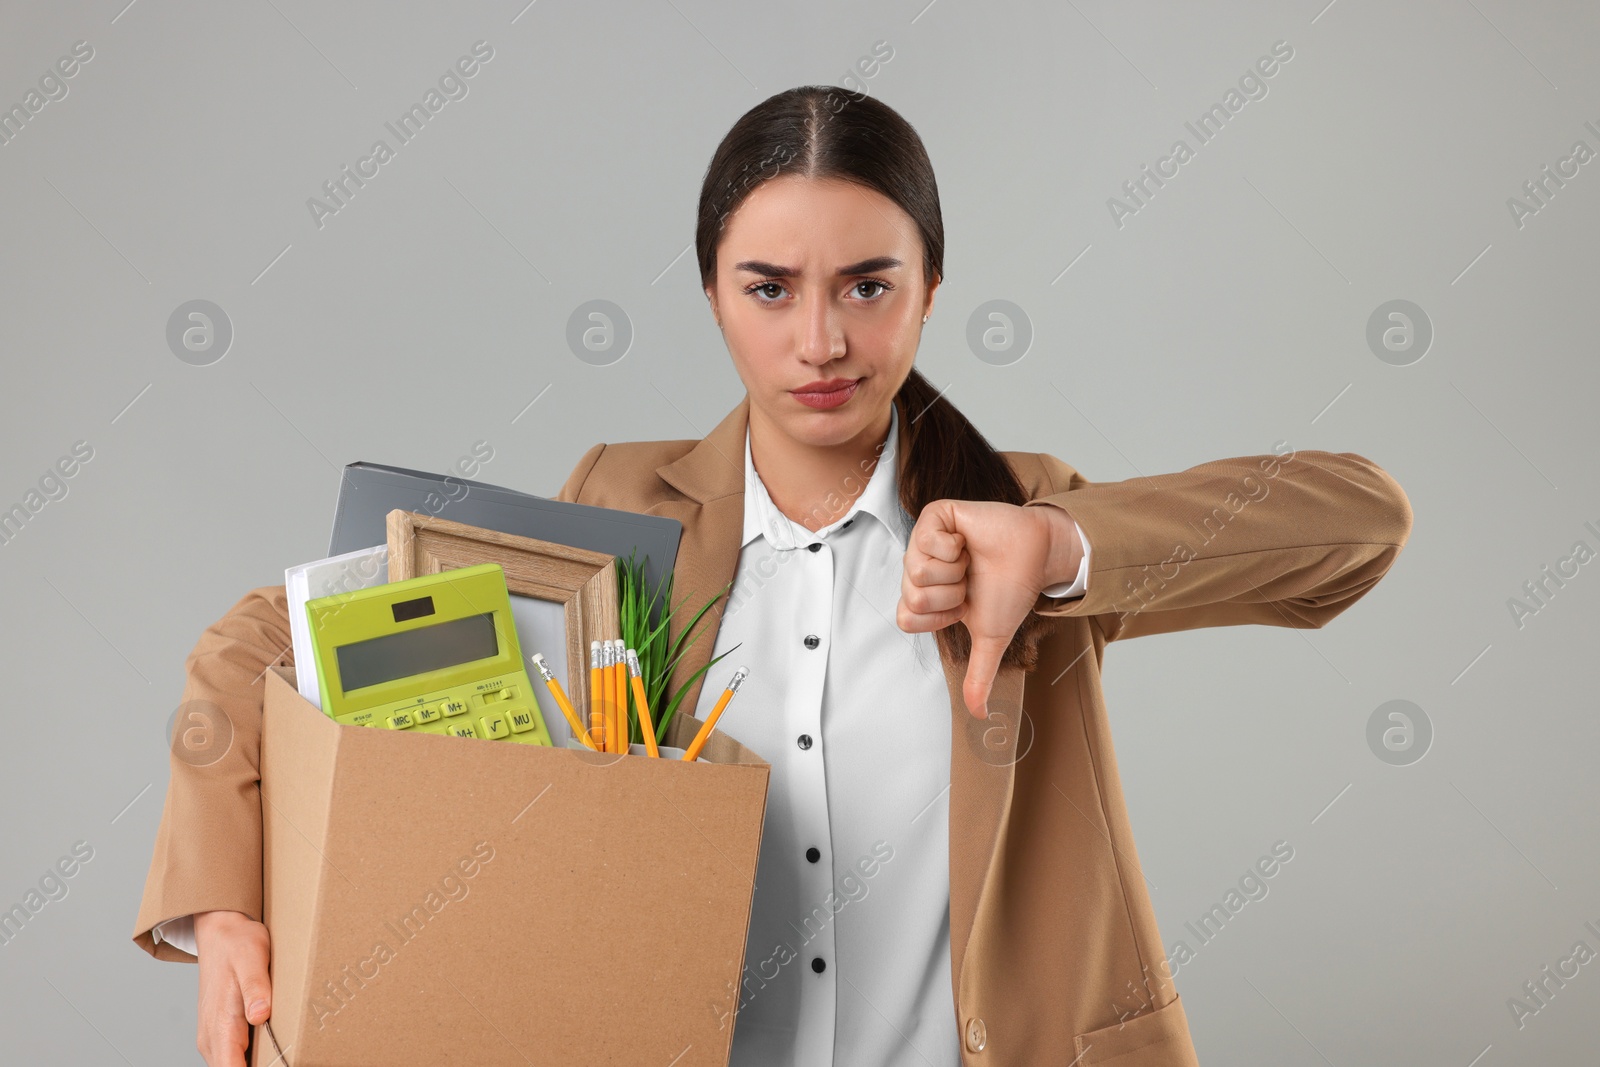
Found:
[652,396,752,719]
[651,392,1019,994]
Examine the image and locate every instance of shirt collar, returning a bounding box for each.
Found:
[741,402,911,552]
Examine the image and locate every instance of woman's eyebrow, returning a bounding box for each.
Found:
[733,255,903,277]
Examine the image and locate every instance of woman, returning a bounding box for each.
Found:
[133,86,1412,1066]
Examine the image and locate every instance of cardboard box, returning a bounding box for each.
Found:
[253,665,770,1067]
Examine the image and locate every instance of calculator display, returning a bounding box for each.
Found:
[336,611,497,692]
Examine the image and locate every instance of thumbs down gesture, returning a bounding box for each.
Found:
[896,500,1084,719]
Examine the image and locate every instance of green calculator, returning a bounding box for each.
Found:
[305,561,552,746]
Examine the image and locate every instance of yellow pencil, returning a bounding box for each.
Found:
[601,639,614,755]
[626,647,660,758]
[608,640,624,754]
[612,640,629,751]
[681,666,748,762]
[530,653,599,751]
[588,641,604,751]
[601,640,617,753]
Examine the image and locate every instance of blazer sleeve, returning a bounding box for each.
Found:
[130,586,294,962]
[1021,447,1413,643]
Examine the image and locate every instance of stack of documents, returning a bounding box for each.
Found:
[284,544,388,709]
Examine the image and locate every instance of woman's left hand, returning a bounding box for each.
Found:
[897,500,1081,719]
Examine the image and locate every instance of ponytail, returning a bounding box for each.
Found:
[895,367,1054,672]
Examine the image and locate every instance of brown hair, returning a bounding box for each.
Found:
[695,85,1052,672]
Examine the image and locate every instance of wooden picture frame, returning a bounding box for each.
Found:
[384,509,619,720]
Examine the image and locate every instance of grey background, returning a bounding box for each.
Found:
[1,0,1596,1063]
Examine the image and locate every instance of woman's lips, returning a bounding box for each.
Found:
[791,379,860,410]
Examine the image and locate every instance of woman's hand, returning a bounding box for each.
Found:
[897,500,1083,718]
[194,909,272,1067]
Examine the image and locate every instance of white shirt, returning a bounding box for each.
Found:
[154,407,1092,1067]
[691,403,1089,1065]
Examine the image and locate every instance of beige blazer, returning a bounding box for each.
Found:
[133,394,1412,1066]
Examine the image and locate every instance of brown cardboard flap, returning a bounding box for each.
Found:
[659,700,756,766]
[257,665,769,1067]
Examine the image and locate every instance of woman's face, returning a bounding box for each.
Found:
[706,175,938,451]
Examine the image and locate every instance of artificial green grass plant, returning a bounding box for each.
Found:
[614,549,741,747]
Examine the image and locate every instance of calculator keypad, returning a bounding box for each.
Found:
[337,681,550,745]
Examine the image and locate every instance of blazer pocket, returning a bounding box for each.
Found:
[1072,993,1200,1066]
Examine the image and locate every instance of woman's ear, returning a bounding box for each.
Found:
[705,286,722,330]
[922,271,941,323]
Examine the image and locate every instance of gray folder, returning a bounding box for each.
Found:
[329,461,682,626]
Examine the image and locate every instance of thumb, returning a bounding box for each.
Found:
[239,968,272,1026]
[962,633,1007,719]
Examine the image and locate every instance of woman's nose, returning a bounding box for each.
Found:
[797,298,845,364]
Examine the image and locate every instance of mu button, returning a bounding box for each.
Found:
[964,1016,987,1053]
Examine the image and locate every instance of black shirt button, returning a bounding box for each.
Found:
[803,634,820,649]
[841,518,854,529]
[797,733,813,750]
[811,957,826,973]
[807,542,822,552]
[806,846,821,863]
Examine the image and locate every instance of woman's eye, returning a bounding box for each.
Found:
[749,282,785,301]
[856,280,888,299]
